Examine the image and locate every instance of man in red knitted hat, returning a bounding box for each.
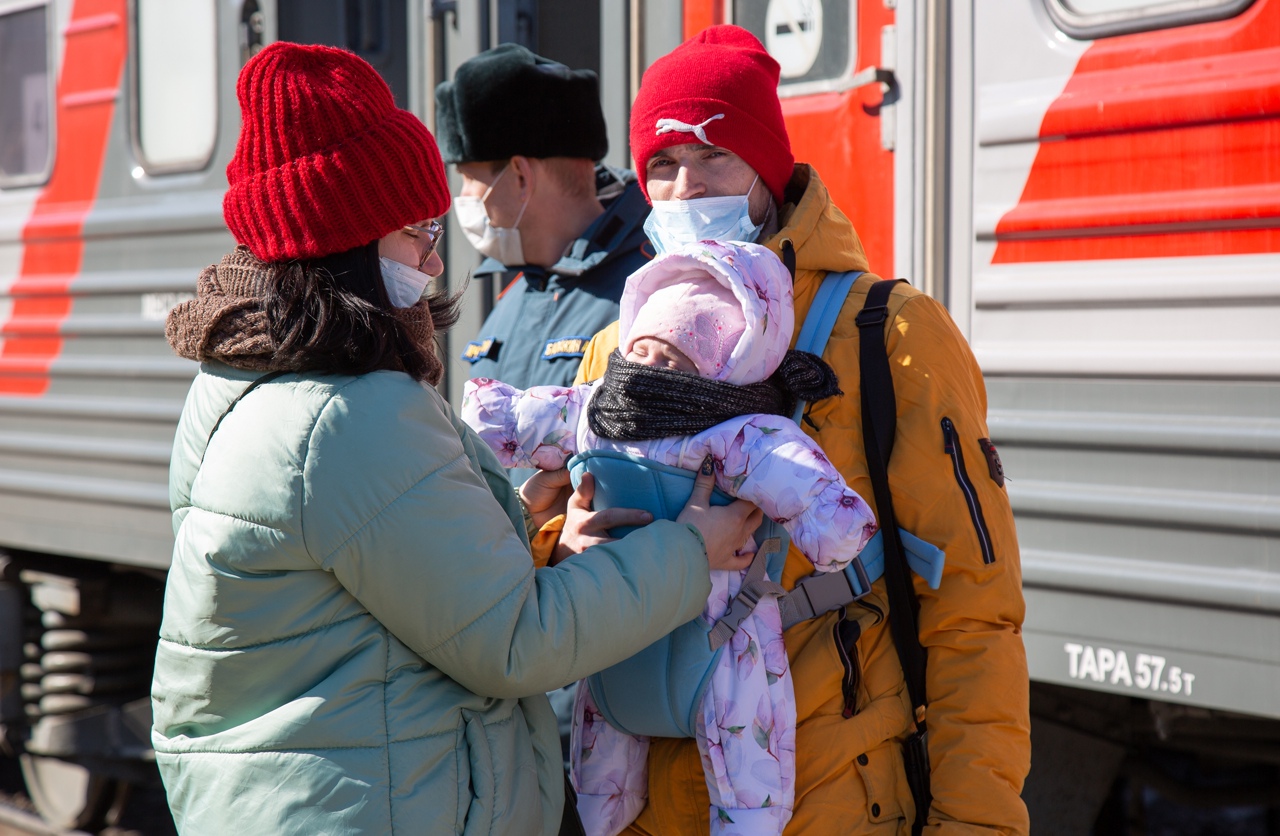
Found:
[573,24,1031,836]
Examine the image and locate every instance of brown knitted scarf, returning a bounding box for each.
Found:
[166,246,441,383]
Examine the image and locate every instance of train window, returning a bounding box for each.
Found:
[278,0,409,107]
[134,0,218,172]
[0,4,53,188]
[733,0,855,97]
[1044,0,1256,39]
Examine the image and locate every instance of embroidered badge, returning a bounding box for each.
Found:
[654,113,725,145]
[542,336,589,360]
[461,337,499,363]
[978,437,1005,487]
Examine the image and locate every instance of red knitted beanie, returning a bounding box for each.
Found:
[630,25,793,205]
[224,42,451,262]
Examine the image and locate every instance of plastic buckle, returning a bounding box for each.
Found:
[709,582,779,650]
[794,566,857,618]
[855,305,889,328]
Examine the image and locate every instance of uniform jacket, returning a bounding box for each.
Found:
[462,170,653,391]
[151,363,713,836]
[574,166,1031,835]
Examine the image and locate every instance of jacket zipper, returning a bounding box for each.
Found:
[941,417,996,564]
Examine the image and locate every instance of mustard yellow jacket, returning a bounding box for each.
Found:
[573,166,1031,835]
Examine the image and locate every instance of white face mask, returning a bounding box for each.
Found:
[379,257,431,308]
[643,176,765,255]
[453,163,530,266]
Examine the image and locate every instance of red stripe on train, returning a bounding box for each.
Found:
[0,0,127,395]
[992,0,1280,264]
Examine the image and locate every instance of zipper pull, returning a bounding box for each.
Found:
[941,417,956,454]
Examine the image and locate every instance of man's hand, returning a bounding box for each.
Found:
[553,473,654,564]
[519,468,574,529]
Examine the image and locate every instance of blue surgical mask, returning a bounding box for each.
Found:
[643,176,765,255]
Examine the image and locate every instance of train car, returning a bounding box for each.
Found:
[0,0,1276,831]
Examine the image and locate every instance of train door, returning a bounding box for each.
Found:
[964,0,1280,825]
[680,0,905,282]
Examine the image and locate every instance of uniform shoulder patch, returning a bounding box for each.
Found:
[462,337,500,363]
[542,335,589,360]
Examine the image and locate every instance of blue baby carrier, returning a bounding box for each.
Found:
[569,270,945,740]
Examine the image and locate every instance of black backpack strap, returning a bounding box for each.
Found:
[559,771,587,836]
[856,279,932,834]
[199,371,288,467]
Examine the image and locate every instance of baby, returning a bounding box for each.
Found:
[462,241,877,836]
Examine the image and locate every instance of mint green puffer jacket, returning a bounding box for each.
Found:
[152,364,712,835]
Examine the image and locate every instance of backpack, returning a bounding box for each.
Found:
[569,273,944,764]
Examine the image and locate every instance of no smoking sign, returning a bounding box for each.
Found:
[764,0,824,79]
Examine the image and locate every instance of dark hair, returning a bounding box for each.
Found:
[263,241,461,382]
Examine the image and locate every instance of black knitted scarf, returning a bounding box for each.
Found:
[588,350,842,441]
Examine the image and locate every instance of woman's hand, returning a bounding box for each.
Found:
[677,456,762,572]
[553,473,654,564]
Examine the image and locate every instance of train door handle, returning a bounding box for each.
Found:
[853,24,899,152]
[850,66,897,91]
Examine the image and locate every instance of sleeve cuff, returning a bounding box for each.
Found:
[530,514,566,568]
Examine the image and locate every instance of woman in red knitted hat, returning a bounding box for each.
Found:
[152,41,760,836]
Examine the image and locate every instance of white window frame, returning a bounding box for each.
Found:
[733,0,860,99]
[1045,0,1257,39]
[128,0,220,175]
[0,0,55,189]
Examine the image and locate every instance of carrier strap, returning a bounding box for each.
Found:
[792,270,862,423]
[857,278,932,834]
[775,526,946,630]
[780,555,871,629]
[707,539,786,650]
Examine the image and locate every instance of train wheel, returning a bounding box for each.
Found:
[18,753,118,831]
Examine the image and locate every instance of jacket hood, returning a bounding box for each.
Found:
[764,164,869,276]
[618,240,793,386]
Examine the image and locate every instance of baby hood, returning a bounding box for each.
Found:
[618,240,794,386]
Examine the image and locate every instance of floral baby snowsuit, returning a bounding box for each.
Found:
[462,242,877,836]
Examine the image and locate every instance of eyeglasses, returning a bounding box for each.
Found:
[401,219,444,271]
